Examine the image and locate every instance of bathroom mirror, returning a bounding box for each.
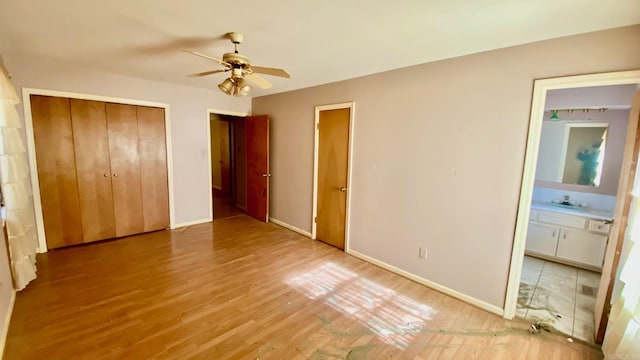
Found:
[535,121,609,187]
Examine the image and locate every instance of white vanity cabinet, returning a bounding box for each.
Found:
[525,209,609,271]
[556,229,608,268]
[526,222,560,257]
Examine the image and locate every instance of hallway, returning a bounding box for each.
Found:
[213,188,243,220]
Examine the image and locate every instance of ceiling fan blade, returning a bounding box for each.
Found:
[187,69,229,77]
[183,49,230,67]
[245,73,273,89]
[251,66,291,79]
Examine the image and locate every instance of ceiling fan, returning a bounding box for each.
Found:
[184,32,290,96]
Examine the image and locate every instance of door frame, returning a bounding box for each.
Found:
[311,102,356,250]
[22,87,175,253]
[504,70,640,321]
[206,108,249,221]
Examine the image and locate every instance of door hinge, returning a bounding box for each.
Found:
[314,216,317,223]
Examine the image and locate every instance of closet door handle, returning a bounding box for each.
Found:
[103,174,108,177]
[113,174,119,177]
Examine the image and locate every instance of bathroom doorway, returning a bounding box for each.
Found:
[505,71,640,344]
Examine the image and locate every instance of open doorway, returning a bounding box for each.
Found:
[207,110,271,223]
[516,84,636,343]
[505,71,640,345]
[210,113,246,220]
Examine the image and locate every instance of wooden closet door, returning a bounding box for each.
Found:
[136,106,170,232]
[70,99,116,242]
[106,103,144,237]
[30,95,84,249]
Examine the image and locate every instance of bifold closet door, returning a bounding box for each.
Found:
[106,103,145,237]
[30,95,84,249]
[70,99,116,242]
[137,106,170,232]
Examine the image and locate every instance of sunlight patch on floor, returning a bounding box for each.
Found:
[286,262,436,348]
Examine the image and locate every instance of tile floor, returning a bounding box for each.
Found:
[517,255,600,344]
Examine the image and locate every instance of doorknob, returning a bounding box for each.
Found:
[262,173,272,177]
[339,187,347,192]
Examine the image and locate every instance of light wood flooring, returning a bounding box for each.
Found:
[213,188,244,220]
[5,215,602,359]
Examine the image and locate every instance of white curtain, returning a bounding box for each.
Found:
[0,65,38,290]
[602,164,640,357]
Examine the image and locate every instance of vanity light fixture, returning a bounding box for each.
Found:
[548,107,608,120]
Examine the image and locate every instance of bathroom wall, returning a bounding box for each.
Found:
[545,84,639,110]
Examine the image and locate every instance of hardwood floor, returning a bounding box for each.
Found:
[5,215,602,359]
[213,188,244,220]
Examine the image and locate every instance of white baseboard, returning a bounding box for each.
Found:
[269,217,312,238]
[0,291,15,357]
[346,249,504,317]
[172,218,212,229]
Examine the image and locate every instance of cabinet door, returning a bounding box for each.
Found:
[137,106,169,232]
[30,95,84,249]
[556,229,607,268]
[70,99,116,242]
[525,222,559,257]
[106,103,144,237]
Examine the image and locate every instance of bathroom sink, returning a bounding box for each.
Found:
[547,202,587,211]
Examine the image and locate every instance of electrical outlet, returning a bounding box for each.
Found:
[419,247,427,259]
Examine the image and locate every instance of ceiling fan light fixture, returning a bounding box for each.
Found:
[186,32,289,96]
[218,78,235,95]
[236,78,251,96]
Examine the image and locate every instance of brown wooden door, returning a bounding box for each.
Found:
[219,120,231,195]
[106,103,144,237]
[245,115,269,222]
[30,95,84,249]
[70,99,116,243]
[137,106,170,232]
[316,108,350,249]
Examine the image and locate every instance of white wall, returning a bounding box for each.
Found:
[4,56,250,226]
[252,25,640,309]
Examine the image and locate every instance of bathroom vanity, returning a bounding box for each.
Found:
[525,201,612,272]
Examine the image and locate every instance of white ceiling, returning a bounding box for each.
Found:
[1,0,639,97]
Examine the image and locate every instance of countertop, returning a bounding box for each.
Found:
[531,200,614,221]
